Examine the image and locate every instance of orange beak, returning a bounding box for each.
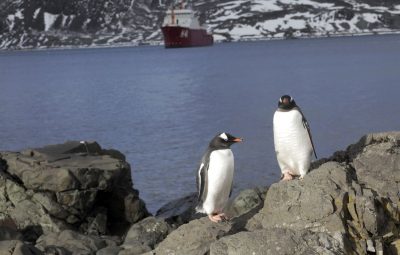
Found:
[233,138,243,143]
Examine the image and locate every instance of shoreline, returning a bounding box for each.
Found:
[1,30,400,53]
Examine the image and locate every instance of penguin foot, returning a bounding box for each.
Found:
[208,213,228,223]
[281,172,294,181]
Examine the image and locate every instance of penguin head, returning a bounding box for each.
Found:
[209,132,243,149]
[278,95,297,110]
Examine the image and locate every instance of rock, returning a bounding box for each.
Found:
[118,245,151,255]
[0,240,41,255]
[351,132,400,202]
[149,217,235,255]
[0,141,149,236]
[122,217,171,250]
[1,133,400,255]
[225,187,268,218]
[96,246,123,255]
[0,227,22,242]
[155,193,198,227]
[35,230,107,255]
[0,218,21,241]
[250,162,353,235]
[210,228,347,255]
[389,239,400,255]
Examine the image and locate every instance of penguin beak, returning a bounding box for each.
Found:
[232,138,243,143]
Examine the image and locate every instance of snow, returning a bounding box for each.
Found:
[251,0,282,12]
[7,15,15,31]
[217,1,242,10]
[212,34,227,41]
[213,10,241,21]
[279,0,334,8]
[33,8,41,19]
[258,14,307,32]
[15,10,23,19]
[362,13,379,23]
[44,12,59,31]
[230,24,262,39]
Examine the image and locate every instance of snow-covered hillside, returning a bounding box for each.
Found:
[1,0,400,50]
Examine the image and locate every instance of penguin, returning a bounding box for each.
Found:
[195,132,243,222]
[273,95,317,181]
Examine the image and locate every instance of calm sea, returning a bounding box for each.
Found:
[1,35,400,212]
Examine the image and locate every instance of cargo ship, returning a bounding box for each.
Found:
[161,3,213,48]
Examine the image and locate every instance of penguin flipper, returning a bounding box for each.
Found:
[229,180,233,198]
[297,107,318,159]
[196,162,208,204]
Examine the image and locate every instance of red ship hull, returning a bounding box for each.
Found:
[162,26,213,48]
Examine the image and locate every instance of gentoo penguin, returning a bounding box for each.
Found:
[273,95,317,181]
[196,132,243,222]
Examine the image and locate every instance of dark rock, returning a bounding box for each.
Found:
[0,240,42,255]
[249,162,353,234]
[35,230,107,255]
[148,217,235,255]
[0,141,149,236]
[118,245,152,255]
[225,187,268,219]
[210,228,347,255]
[0,218,20,241]
[122,217,171,250]
[351,132,400,202]
[155,192,198,227]
[96,246,123,255]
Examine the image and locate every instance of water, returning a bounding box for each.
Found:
[1,35,400,213]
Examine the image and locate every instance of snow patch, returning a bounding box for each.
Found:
[230,24,262,40]
[362,13,379,23]
[251,0,282,12]
[7,15,15,31]
[15,10,24,19]
[44,12,59,31]
[279,0,334,8]
[33,8,41,19]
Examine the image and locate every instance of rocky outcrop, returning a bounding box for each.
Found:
[0,132,399,254]
[0,141,149,253]
[147,131,400,255]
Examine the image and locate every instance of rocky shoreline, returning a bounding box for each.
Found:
[0,132,399,254]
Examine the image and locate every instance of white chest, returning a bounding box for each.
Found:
[202,149,234,213]
[273,109,313,174]
[208,149,234,179]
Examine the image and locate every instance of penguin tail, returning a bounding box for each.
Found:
[195,204,206,214]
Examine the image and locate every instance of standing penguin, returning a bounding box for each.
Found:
[273,95,317,181]
[196,132,243,222]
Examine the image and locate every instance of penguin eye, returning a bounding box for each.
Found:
[279,97,283,103]
[290,97,294,102]
[219,133,228,141]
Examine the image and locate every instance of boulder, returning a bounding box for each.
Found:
[0,218,21,241]
[0,240,41,255]
[225,187,268,219]
[121,217,171,251]
[35,230,107,254]
[146,217,235,255]
[248,162,353,234]
[351,132,400,203]
[0,141,149,236]
[155,193,198,227]
[96,246,123,255]
[210,228,347,255]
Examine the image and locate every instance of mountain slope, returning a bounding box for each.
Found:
[1,0,400,49]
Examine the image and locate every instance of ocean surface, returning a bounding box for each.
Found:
[1,35,400,213]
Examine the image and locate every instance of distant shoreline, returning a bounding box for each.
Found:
[1,30,400,52]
